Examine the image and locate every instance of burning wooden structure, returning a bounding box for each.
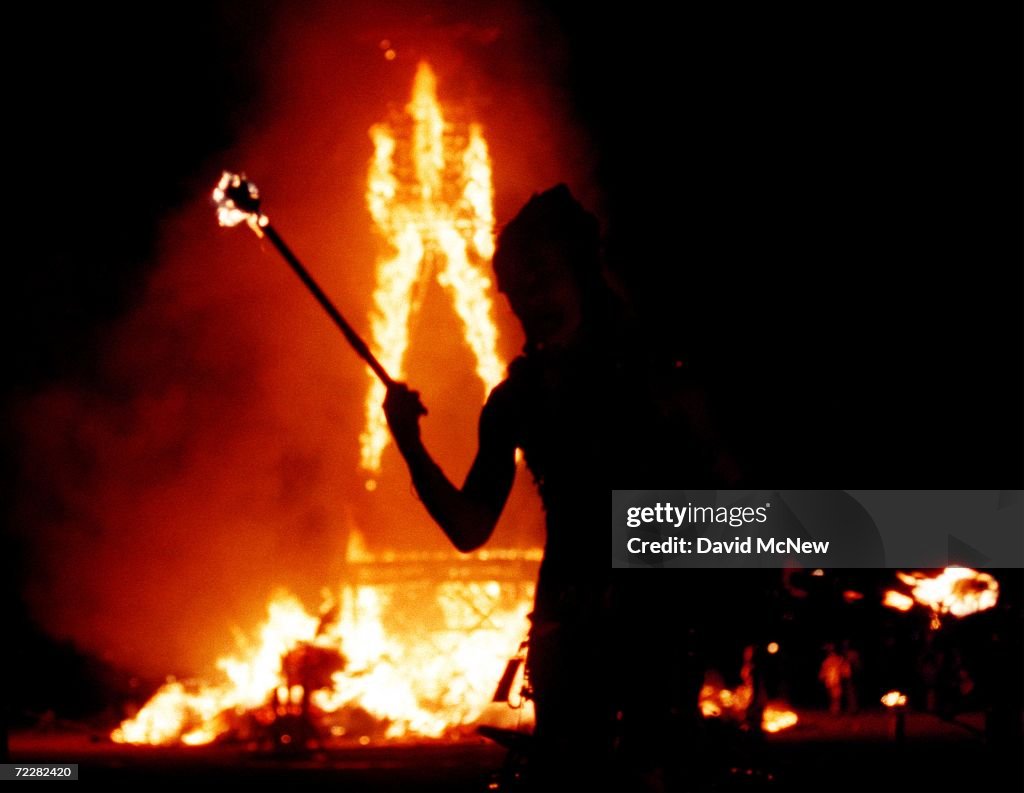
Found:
[150,63,536,752]
[112,531,539,748]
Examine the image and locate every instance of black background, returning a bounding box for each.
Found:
[551,3,1022,487]
[2,0,1021,729]
[5,2,1021,488]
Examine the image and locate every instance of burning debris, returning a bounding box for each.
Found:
[883,567,999,627]
[697,681,798,735]
[113,538,538,748]
[761,706,799,734]
[883,590,914,612]
[187,64,532,752]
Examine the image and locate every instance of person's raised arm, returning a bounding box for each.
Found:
[383,382,517,552]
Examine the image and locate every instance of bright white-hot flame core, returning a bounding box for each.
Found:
[881,690,907,708]
[212,171,260,229]
[360,62,505,477]
[762,705,799,733]
[883,590,915,612]
[883,567,999,620]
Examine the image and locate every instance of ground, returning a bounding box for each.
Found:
[7,709,1021,792]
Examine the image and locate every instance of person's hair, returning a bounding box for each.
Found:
[492,184,601,292]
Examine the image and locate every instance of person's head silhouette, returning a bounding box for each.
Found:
[493,185,601,350]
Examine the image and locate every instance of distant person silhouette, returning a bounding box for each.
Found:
[384,184,736,789]
[819,643,849,715]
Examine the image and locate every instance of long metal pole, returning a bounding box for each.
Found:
[259,223,394,388]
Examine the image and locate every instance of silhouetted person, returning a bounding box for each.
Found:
[384,185,735,789]
[840,639,861,714]
[819,643,848,715]
[919,635,941,713]
[741,644,767,737]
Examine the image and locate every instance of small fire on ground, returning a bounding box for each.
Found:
[698,684,798,735]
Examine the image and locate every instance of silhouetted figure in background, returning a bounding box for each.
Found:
[740,644,768,738]
[919,634,942,713]
[384,185,735,789]
[819,643,849,715]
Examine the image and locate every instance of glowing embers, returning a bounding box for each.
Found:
[361,62,505,482]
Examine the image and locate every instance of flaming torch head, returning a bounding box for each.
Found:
[213,171,263,228]
[881,690,907,708]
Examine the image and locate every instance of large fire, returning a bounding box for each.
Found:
[112,534,538,746]
[114,63,533,749]
[361,62,505,483]
[883,566,999,627]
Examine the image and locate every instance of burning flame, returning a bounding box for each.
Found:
[212,171,267,233]
[698,684,798,734]
[361,62,505,479]
[762,705,799,734]
[113,544,536,746]
[895,567,999,617]
[883,590,914,612]
[883,567,999,624]
[881,690,907,708]
[212,172,257,228]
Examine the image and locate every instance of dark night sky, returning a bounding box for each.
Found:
[1,0,1021,715]
[553,3,1023,488]
[5,2,1021,487]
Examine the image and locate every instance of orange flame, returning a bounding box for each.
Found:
[698,684,798,734]
[112,544,538,746]
[883,567,999,620]
[361,62,505,481]
[895,567,999,617]
[883,590,914,612]
[881,690,907,708]
[762,705,799,733]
